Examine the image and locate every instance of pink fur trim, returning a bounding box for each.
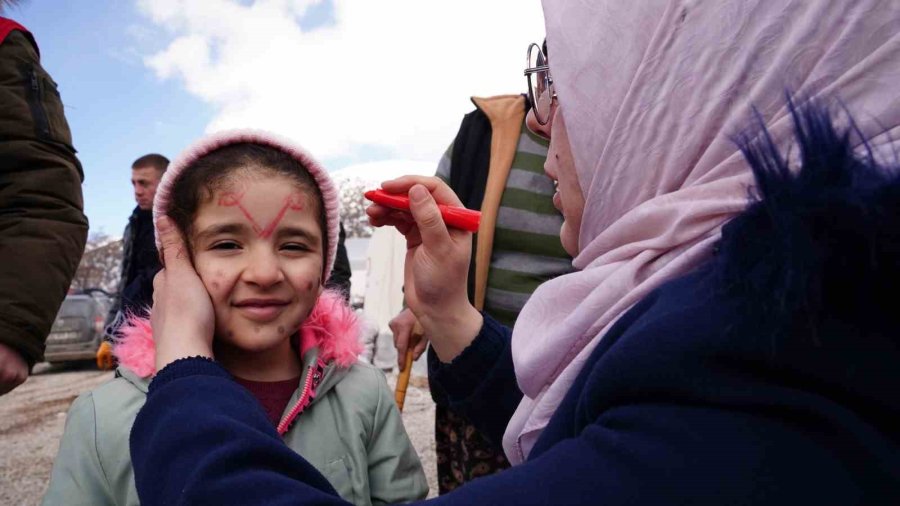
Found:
[298,290,363,368]
[113,290,361,378]
[112,314,156,378]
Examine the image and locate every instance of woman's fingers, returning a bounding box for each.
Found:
[151,216,216,371]
[156,216,191,270]
[380,176,464,207]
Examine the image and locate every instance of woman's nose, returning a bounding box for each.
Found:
[241,248,284,287]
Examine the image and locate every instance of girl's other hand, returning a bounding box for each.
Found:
[151,216,216,372]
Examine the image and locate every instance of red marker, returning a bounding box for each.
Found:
[365,189,481,232]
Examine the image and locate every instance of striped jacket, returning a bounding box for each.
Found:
[436,94,573,325]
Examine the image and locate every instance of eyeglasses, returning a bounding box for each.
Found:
[524,42,556,125]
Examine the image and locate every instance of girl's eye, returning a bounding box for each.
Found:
[282,243,309,252]
[211,241,241,250]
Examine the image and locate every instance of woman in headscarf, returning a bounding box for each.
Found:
[130,0,900,503]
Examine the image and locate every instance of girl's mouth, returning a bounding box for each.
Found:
[234,299,289,321]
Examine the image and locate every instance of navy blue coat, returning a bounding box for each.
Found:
[130,107,900,504]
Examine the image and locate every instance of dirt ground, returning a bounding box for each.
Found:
[0,363,436,505]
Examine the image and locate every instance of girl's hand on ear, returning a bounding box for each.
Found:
[151,217,216,372]
[367,176,482,363]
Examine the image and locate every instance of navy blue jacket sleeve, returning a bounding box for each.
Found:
[130,358,342,505]
[427,312,522,444]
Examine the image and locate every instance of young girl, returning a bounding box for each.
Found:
[43,131,428,505]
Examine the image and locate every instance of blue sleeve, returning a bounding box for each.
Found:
[130,357,344,506]
[427,312,522,444]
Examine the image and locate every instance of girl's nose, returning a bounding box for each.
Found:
[240,247,284,287]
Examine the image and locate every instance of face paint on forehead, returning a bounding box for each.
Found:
[258,194,306,239]
[218,191,309,239]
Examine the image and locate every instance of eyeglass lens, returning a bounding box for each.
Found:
[528,44,551,124]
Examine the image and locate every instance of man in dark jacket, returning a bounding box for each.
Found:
[101,155,167,357]
[0,14,88,394]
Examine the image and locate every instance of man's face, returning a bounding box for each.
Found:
[131,166,162,210]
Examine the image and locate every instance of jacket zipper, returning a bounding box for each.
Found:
[24,67,51,139]
[276,361,324,435]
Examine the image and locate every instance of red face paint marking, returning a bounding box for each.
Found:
[306,280,314,291]
[219,192,306,238]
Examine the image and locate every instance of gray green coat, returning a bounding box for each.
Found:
[44,295,428,505]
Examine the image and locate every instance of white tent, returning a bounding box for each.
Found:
[361,227,407,370]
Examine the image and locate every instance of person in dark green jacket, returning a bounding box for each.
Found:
[0,13,88,394]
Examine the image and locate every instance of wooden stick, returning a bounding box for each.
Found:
[395,321,424,412]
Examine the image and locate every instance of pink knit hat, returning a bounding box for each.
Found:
[152,129,340,278]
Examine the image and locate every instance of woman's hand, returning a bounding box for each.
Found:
[368,177,482,362]
[151,216,215,372]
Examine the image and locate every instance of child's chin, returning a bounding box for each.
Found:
[216,326,293,352]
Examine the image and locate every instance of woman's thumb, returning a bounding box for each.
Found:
[156,216,189,269]
[408,184,449,247]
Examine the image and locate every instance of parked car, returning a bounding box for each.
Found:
[44,289,114,365]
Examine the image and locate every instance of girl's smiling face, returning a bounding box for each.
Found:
[190,174,324,373]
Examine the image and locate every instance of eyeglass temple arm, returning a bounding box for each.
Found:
[524,65,550,76]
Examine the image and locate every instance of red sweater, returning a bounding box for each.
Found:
[234,376,300,427]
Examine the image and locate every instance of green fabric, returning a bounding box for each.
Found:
[507,151,548,174]
[44,357,428,505]
[495,187,560,215]
[485,267,547,295]
[0,30,88,367]
[492,228,570,260]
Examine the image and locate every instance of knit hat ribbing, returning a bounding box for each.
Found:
[152,129,340,278]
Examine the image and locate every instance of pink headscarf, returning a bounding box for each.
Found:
[504,0,900,464]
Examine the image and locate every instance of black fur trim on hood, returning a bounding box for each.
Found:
[717,100,900,343]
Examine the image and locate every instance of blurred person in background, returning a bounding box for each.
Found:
[98,154,168,368]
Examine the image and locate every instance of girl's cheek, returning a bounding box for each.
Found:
[196,257,228,296]
[207,269,228,295]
